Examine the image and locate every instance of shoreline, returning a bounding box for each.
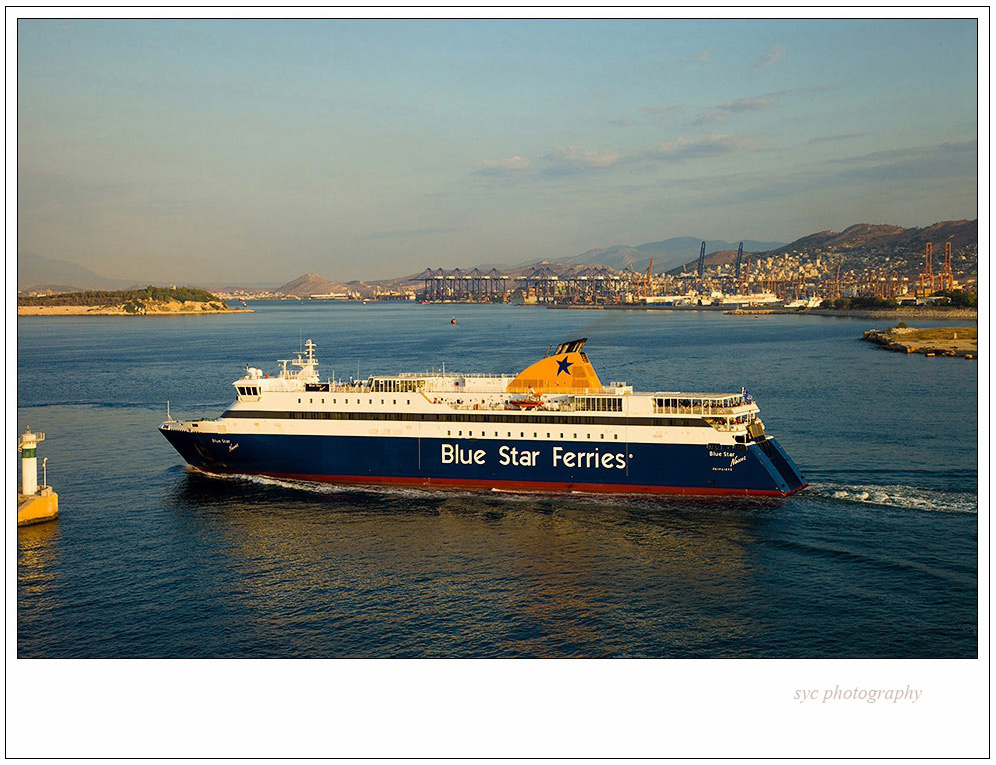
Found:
[862,326,978,358]
[18,302,977,322]
[805,307,977,320]
[545,304,977,320]
[17,305,254,316]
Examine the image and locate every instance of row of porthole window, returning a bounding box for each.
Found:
[446,431,617,440]
[298,398,413,405]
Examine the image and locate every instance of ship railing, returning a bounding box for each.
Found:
[652,396,752,416]
[443,400,515,411]
[310,381,381,393]
[655,404,742,415]
[702,417,749,432]
[389,372,510,381]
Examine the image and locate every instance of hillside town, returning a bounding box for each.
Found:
[20,220,979,311]
[216,221,979,311]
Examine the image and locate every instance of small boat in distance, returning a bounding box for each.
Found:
[159,337,806,497]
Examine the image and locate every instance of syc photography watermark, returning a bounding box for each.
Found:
[794,685,923,704]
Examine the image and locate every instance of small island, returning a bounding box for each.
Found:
[17,286,252,316]
[862,324,977,358]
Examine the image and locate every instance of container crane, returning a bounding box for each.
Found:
[937,241,955,292]
[918,242,935,296]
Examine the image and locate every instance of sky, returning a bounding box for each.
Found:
[13,15,984,285]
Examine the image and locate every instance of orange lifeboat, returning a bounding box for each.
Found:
[509,398,544,409]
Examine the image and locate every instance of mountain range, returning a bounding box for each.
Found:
[763,220,977,257]
[17,220,978,294]
[16,251,141,292]
[562,237,786,275]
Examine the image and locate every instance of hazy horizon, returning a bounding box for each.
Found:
[15,16,981,285]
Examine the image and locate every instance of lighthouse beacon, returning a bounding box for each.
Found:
[17,426,59,526]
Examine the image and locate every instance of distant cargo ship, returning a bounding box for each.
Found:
[160,338,806,497]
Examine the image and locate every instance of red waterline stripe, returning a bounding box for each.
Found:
[192,468,806,498]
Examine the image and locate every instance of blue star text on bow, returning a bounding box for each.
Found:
[556,356,573,376]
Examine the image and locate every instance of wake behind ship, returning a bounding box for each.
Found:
[159,338,806,497]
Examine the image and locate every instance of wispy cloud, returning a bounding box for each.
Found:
[475,155,530,177]
[711,139,978,206]
[695,111,728,125]
[642,105,681,118]
[694,98,770,126]
[829,139,977,166]
[721,97,772,113]
[641,134,761,163]
[609,118,634,127]
[695,86,832,126]
[540,146,623,176]
[808,133,866,144]
[689,49,711,63]
[756,45,785,68]
[366,226,463,239]
[475,133,764,184]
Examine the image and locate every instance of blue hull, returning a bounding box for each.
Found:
[159,428,807,497]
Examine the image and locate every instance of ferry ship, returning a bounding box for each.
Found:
[159,338,806,497]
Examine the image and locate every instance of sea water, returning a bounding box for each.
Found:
[16,302,978,658]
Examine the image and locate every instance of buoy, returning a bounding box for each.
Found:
[17,426,59,526]
[451,318,457,324]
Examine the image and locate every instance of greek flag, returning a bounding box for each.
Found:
[741,387,754,403]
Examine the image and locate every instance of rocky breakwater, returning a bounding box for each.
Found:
[862,325,977,359]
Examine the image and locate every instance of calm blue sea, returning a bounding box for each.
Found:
[16,302,979,658]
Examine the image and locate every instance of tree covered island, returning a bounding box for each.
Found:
[17,286,250,316]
